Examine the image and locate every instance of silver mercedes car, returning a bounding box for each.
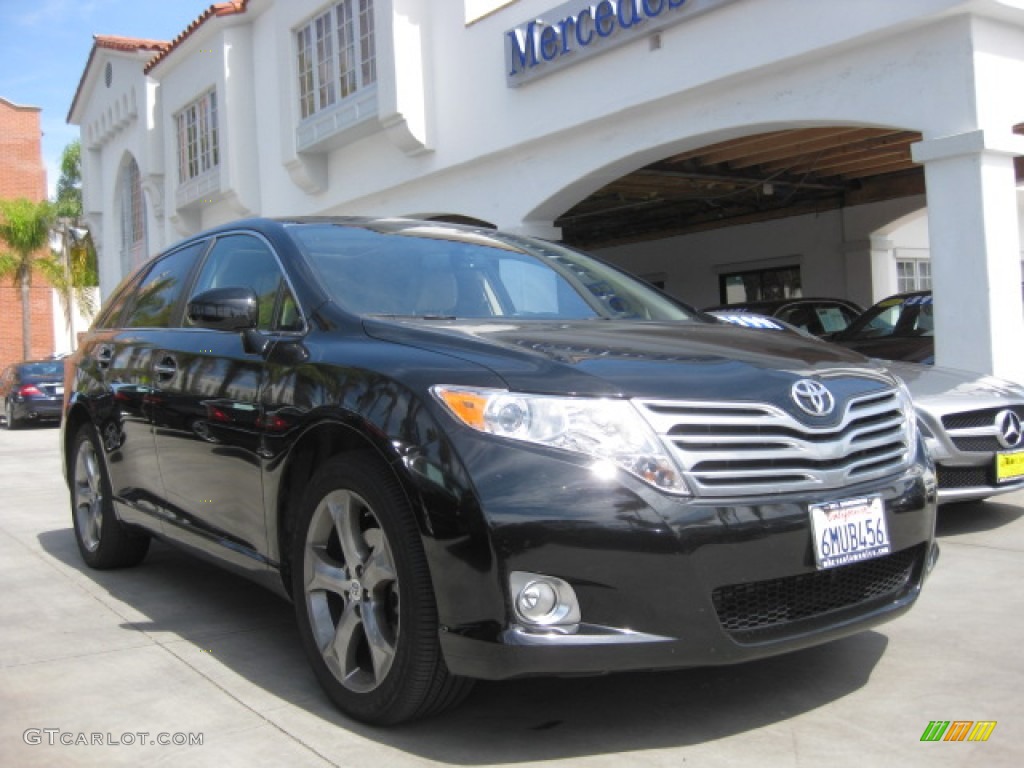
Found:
[711,311,1024,503]
[887,362,1024,503]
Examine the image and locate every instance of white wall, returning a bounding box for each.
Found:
[51,288,100,356]
[77,49,154,298]
[70,0,1024,377]
[595,197,934,309]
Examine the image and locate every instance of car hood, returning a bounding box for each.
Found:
[363,317,891,404]
[885,361,1024,409]
[833,337,934,364]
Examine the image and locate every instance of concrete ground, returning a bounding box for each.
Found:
[0,423,1020,768]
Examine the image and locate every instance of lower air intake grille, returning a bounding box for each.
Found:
[936,466,989,489]
[712,545,923,642]
[950,436,1003,452]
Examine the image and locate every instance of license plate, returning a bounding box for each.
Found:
[55,386,64,396]
[810,495,890,570]
[996,451,1024,483]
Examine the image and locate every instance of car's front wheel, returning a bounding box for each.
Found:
[291,453,473,724]
[70,423,150,569]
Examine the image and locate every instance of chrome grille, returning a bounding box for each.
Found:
[942,406,1024,430]
[943,406,1024,453]
[636,386,912,497]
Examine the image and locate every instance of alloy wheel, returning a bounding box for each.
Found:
[303,489,400,693]
[73,438,104,552]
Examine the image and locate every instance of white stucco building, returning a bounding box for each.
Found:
[67,0,1024,380]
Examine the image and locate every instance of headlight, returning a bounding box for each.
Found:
[893,378,920,450]
[432,385,689,494]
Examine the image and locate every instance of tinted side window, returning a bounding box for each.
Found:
[122,242,206,329]
[278,288,304,332]
[189,234,289,331]
[94,271,147,329]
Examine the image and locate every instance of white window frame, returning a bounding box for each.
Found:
[175,90,220,185]
[296,1,377,121]
[895,249,931,293]
[119,156,147,274]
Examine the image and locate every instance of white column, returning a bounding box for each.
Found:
[841,236,895,308]
[911,129,1024,384]
[868,235,897,304]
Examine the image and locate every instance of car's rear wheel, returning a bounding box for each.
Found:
[4,400,19,430]
[291,453,473,724]
[70,424,150,568]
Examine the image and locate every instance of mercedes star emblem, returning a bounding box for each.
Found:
[995,409,1023,450]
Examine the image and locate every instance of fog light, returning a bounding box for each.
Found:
[510,571,581,627]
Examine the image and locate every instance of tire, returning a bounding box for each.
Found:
[291,453,473,725]
[70,423,150,569]
[4,400,19,430]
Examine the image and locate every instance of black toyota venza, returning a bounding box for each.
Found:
[62,217,938,724]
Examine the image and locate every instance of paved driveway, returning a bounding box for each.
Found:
[1,424,1020,767]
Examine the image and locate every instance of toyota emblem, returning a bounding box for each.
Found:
[791,379,835,417]
[995,409,1023,450]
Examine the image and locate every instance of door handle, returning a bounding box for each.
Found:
[154,356,178,381]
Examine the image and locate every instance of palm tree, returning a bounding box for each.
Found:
[48,140,100,343]
[0,197,55,359]
[38,219,99,347]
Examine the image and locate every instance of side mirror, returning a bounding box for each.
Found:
[187,287,259,332]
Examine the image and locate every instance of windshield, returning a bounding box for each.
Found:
[288,222,699,322]
[19,361,64,379]
[839,294,933,340]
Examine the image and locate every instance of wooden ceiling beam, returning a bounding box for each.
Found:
[636,167,846,191]
[807,153,917,178]
[732,130,916,170]
[757,132,918,174]
[679,127,864,165]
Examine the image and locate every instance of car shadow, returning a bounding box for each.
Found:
[2,420,61,430]
[38,527,890,763]
[935,497,1024,538]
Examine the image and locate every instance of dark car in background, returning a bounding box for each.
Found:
[0,359,65,429]
[62,217,938,725]
[831,291,935,363]
[703,297,863,337]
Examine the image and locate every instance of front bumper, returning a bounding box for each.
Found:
[920,414,1024,503]
[431,436,938,681]
[934,465,1024,503]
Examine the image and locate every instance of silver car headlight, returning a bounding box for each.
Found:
[893,378,921,454]
[432,385,689,494]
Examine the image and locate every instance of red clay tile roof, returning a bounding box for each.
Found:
[67,35,171,122]
[94,35,170,53]
[67,2,250,123]
[144,1,249,74]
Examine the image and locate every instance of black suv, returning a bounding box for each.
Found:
[62,218,938,725]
